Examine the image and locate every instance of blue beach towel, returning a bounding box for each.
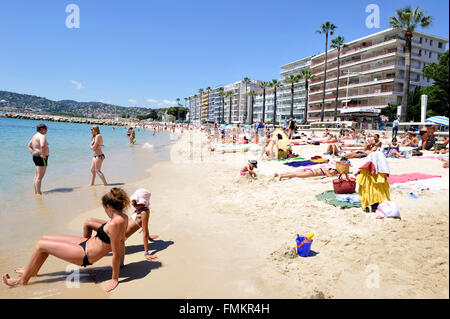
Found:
[284,160,317,167]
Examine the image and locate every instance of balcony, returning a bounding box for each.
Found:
[309,89,402,104]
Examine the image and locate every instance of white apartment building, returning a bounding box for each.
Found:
[307,28,448,121]
[188,80,260,124]
[252,56,312,124]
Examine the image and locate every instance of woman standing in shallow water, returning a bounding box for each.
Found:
[90,126,108,186]
[3,188,129,292]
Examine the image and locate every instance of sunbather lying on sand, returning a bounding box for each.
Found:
[274,167,339,180]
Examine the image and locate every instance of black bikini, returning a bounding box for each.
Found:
[79,223,111,267]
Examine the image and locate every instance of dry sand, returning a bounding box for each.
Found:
[3,129,449,299]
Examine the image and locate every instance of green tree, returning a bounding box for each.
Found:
[218,87,225,123]
[283,74,302,119]
[300,69,316,123]
[269,79,282,125]
[330,35,347,121]
[316,21,338,121]
[225,90,234,124]
[259,81,270,122]
[423,50,449,113]
[389,5,433,122]
[243,77,251,123]
[248,90,257,124]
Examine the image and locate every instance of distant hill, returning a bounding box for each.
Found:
[0,91,155,118]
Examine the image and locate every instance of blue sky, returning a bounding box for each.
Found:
[0,0,448,109]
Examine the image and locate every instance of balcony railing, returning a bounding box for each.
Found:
[309,89,402,103]
[312,48,399,75]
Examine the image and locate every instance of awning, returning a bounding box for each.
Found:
[339,107,381,114]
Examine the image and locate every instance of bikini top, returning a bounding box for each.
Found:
[96,223,111,244]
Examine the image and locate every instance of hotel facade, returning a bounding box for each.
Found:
[188,28,447,124]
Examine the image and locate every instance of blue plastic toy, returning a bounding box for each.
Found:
[296,234,313,257]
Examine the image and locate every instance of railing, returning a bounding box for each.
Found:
[309,89,401,103]
[312,48,399,75]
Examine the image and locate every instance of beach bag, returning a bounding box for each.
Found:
[332,174,356,194]
[376,201,400,219]
[336,161,350,174]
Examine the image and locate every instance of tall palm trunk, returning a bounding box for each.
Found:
[229,96,232,123]
[304,80,309,123]
[222,98,225,124]
[250,96,254,124]
[273,87,278,125]
[334,46,342,121]
[321,33,329,122]
[401,31,412,122]
[290,83,295,118]
[262,90,266,122]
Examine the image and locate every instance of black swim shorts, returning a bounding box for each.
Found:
[33,154,48,167]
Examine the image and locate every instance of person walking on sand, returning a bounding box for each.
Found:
[287,118,296,139]
[3,188,129,292]
[90,126,108,186]
[392,116,399,139]
[28,123,49,195]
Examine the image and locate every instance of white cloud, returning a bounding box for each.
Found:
[100,99,112,104]
[157,99,177,107]
[70,80,84,90]
[128,99,138,105]
[146,98,158,103]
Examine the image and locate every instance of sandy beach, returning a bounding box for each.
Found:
[2,128,448,299]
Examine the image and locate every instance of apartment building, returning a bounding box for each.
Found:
[188,80,260,123]
[307,28,448,121]
[252,56,312,124]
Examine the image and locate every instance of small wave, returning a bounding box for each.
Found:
[142,142,154,149]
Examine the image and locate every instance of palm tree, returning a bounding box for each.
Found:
[300,69,315,124]
[248,90,257,124]
[316,21,337,121]
[330,36,347,121]
[193,94,198,121]
[225,90,234,124]
[218,87,225,123]
[269,79,282,125]
[283,74,302,119]
[243,77,251,124]
[389,6,432,122]
[259,81,270,122]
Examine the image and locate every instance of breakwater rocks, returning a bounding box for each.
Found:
[0,113,140,127]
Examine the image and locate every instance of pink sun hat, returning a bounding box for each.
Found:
[130,188,151,208]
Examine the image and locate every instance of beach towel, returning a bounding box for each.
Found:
[284,160,317,167]
[335,194,361,204]
[388,173,441,185]
[316,190,361,209]
[392,177,449,191]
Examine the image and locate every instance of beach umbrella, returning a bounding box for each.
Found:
[426,116,449,127]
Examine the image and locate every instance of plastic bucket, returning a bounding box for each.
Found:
[296,234,313,257]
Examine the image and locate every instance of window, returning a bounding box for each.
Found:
[438,54,441,60]
[430,39,433,46]
[438,42,443,49]
[420,37,423,43]
[429,52,432,58]
[419,49,422,56]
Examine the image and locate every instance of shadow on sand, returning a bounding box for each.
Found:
[27,260,162,286]
[43,187,79,194]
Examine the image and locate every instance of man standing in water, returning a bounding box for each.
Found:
[28,123,49,195]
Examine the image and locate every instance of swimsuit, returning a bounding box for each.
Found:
[131,209,146,228]
[78,223,111,267]
[302,168,324,176]
[240,166,249,176]
[94,154,105,159]
[79,240,93,267]
[32,154,48,167]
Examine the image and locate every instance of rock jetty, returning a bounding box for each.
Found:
[0,112,141,127]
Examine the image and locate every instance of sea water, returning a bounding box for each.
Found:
[0,117,171,297]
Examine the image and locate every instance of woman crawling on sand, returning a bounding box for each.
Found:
[3,188,130,292]
[274,167,339,180]
[83,188,159,261]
